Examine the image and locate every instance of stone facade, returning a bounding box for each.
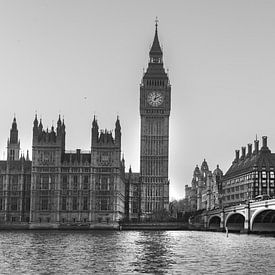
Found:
[0,116,125,229]
[125,168,140,221]
[184,160,223,212]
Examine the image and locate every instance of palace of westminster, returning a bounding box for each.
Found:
[0,23,171,228]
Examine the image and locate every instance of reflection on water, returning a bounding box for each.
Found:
[0,230,274,274]
[132,231,176,274]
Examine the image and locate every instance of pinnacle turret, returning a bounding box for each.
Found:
[10,116,18,144]
[33,114,38,127]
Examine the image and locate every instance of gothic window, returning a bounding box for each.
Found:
[72,197,77,210]
[40,175,48,189]
[84,175,89,184]
[25,198,30,211]
[12,183,17,191]
[95,182,100,191]
[83,197,88,211]
[62,197,66,211]
[10,150,15,160]
[62,175,67,183]
[73,175,78,184]
[83,183,88,190]
[95,201,100,210]
[101,199,107,211]
[41,198,48,210]
[101,177,108,190]
[133,201,138,213]
[11,197,17,211]
[62,182,68,190]
[12,175,18,184]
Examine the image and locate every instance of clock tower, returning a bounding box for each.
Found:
[140,21,171,216]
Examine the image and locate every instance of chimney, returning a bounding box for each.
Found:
[254,139,259,154]
[235,150,240,162]
[247,143,252,156]
[241,146,246,159]
[262,136,267,148]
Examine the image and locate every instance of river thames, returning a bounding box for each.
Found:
[0,230,274,274]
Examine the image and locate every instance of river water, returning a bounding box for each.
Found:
[0,230,274,274]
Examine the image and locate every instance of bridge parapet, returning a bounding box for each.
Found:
[204,199,275,233]
[250,198,275,209]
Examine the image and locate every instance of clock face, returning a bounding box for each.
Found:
[147,91,164,107]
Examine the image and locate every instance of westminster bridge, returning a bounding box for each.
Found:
[202,198,275,233]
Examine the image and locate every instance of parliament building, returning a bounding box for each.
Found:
[0,22,171,228]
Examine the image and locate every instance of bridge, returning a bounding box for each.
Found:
[204,199,275,233]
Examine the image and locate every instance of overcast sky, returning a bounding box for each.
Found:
[1,1,275,199]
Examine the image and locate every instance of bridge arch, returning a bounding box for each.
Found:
[250,206,275,232]
[208,215,221,230]
[225,212,245,232]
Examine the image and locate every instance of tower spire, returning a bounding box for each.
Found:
[149,18,162,63]
[155,16,159,29]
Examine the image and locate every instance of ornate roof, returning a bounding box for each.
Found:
[224,138,275,180]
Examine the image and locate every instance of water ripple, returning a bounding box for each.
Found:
[0,230,274,274]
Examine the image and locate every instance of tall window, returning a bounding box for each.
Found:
[11,197,17,211]
[72,197,77,210]
[62,197,66,211]
[83,197,88,211]
[101,199,107,211]
[10,149,15,160]
[84,175,89,184]
[41,198,48,210]
[83,176,89,189]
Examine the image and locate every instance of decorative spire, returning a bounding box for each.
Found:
[149,17,163,62]
[12,116,17,130]
[10,116,18,144]
[33,113,38,127]
[115,116,121,130]
[39,118,43,130]
[155,16,158,28]
[57,114,62,127]
[61,117,65,130]
[92,115,98,129]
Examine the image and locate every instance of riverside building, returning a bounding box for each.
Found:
[0,22,171,228]
[184,160,223,212]
[222,136,275,207]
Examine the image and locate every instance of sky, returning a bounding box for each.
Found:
[1,0,275,200]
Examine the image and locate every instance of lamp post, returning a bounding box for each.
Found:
[246,181,251,233]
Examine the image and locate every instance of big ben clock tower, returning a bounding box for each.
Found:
[140,20,171,217]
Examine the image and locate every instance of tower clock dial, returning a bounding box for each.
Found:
[147,91,164,107]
